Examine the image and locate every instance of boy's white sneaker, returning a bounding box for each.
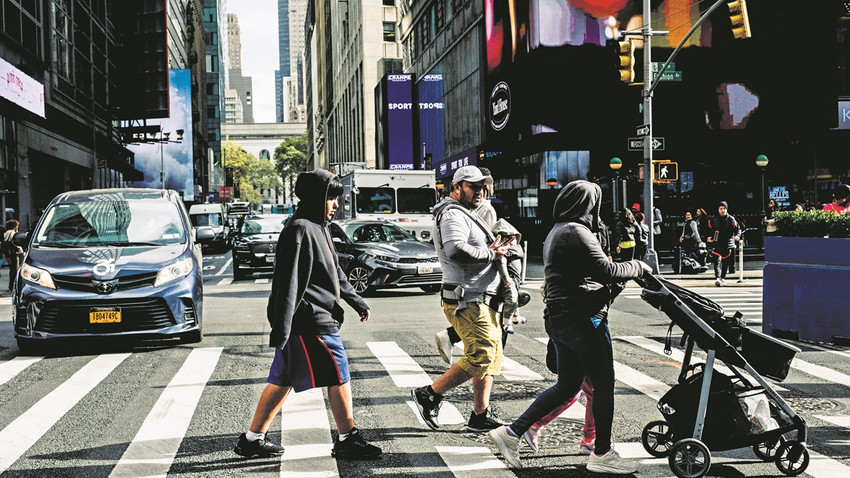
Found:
[434,329,453,364]
[587,447,637,474]
[522,425,541,453]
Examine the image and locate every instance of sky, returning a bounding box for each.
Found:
[227,0,279,123]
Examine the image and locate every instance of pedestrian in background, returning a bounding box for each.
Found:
[763,199,780,235]
[679,211,701,264]
[823,184,850,213]
[632,210,649,261]
[707,201,740,287]
[2,220,23,291]
[412,166,512,432]
[652,206,663,249]
[488,180,651,473]
[694,208,710,244]
[613,209,638,262]
[234,170,381,460]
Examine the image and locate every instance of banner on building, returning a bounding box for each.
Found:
[0,56,45,118]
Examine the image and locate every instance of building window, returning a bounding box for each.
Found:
[2,0,43,56]
[383,22,396,42]
[259,149,270,160]
[52,0,73,83]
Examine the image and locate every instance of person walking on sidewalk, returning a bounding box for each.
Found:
[412,166,512,432]
[233,170,381,460]
[488,180,651,473]
[707,201,740,287]
[2,220,23,291]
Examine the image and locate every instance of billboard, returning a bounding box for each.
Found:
[0,56,45,117]
[386,74,416,170]
[127,69,195,200]
[419,74,445,171]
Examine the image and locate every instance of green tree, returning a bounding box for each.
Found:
[223,140,282,205]
[274,133,310,202]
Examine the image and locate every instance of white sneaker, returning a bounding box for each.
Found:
[578,437,595,455]
[434,329,453,364]
[715,278,722,287]
[488,426,523,469]
[522,425,541,453]
[587,447,637,474]
[720,278,727,286]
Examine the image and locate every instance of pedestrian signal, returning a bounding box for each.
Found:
[616,40,635,84]
[654,161,678,183]
[727,0,751,39]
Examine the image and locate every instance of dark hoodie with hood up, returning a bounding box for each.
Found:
[543,180,644,315]
[266,169,369,348]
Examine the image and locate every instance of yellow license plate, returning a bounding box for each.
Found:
[90,308,121,324]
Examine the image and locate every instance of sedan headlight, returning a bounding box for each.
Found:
[365,252,399,263]
[154,258,194,287]
[20,263,56,289]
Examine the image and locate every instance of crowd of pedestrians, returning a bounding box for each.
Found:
[234,167,850,473]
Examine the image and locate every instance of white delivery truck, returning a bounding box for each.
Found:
[336,169,438,241]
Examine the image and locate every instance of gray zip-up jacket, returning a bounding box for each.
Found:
[433,197,500,309]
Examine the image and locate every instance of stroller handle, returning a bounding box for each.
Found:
[634,273,663,291]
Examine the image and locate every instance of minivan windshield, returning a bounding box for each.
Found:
[191,213,223,227]
[34,200,187,247]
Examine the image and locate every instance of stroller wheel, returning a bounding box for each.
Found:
[753,436,785,461]
[642,420,674,457]
[668,438,711,478]
[775,440,809,476]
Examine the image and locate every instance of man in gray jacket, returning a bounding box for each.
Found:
[412,166,512,432]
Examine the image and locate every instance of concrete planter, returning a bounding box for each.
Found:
[763,236,850,344]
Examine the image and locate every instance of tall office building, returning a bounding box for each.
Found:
[226,13,254,123]
[276,0,307,123]
[204,0,229,195]
[275,0,290,122]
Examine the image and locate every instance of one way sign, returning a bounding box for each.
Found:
[627,137,665,151]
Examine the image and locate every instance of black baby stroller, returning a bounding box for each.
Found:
[672,244,708,274]
[637,275,808,478]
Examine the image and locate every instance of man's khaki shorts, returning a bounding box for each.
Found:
[444,301,502,379]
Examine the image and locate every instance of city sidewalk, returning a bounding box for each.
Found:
[522,256,764,288]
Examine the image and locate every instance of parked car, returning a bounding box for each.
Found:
[12,188,212,354]
[329,219,442,294]
[231,214,290,280]
[189,203,230,253]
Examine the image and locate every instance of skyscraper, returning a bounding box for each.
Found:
[226,13,254,123]
[276,0,307,123]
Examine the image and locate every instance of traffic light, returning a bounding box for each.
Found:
[727,0,751,39]
[225,167,234,187]
[616,39,635,84]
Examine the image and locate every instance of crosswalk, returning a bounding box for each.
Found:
[620,285,764,325]
[0,331,848,477]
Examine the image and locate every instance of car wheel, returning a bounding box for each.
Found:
[420,285,441,293]
[180,329,203,344]
[347,266,371,294]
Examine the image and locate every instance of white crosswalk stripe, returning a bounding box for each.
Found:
[110,348,223,478]
[0,353,131,473]
[2,328,850,477]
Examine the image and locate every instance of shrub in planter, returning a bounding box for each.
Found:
[771,210,850,238]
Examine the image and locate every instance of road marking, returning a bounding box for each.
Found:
[816,415,850,428]
[367,342,465,425]
[0,356,42,386]
[435,446,514,477]
[453,343,542,381]
[800,342,850,360]
[215,257,232,276]
[280,387,339,478]
[0,297,10,305]
[255,278,269,284]
[791,359,850,388]
[217,278,233,286]
[110,347,223,478]
[0,353,130,473]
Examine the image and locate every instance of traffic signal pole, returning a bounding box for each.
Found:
[639,0,733,273]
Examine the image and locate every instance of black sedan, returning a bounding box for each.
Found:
[329,220,441,294]
[231,214,290,280]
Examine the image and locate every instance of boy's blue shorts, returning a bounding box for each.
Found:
[268,333,350,392]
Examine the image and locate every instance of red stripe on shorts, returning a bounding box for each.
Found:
[299,336,316,388]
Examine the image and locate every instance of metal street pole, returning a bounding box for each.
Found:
[641,0,658,273]
[160,139,165,189]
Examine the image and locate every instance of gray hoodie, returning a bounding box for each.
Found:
[266,169,368,348]
[433,197,500,308]
[543,180,644,315]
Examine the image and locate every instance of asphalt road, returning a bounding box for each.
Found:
[0,251,848,477]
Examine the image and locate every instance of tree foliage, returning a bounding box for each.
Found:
[274,133,310,200]
[223,140,281,205]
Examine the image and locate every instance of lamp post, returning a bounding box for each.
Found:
[756,154,769,217]
[609,157,623,216]
[157,127,185,189]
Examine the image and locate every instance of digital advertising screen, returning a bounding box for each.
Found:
[419,73,445,171]
[127,69,195,200]
[386,74,416,170]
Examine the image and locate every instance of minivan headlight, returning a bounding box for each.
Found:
[154,258,194,287]
[20,263,57,289]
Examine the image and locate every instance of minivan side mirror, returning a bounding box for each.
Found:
[195,227,215,243]
[13,231,29,248]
